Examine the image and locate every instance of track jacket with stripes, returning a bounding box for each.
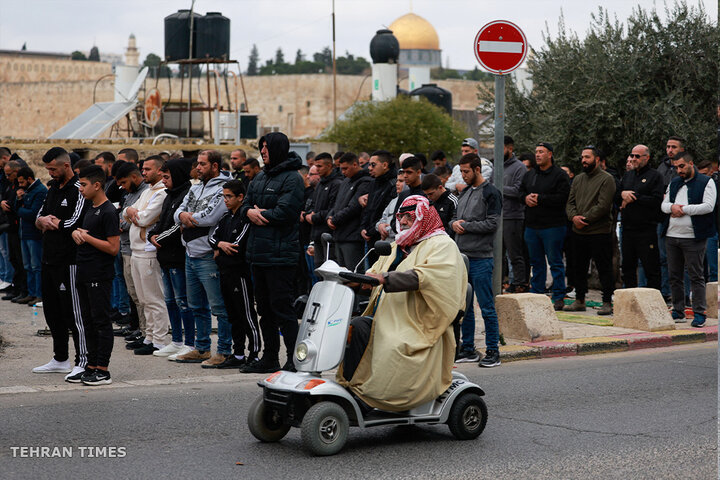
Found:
[37,174,88,266]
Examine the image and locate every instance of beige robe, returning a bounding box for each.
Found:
[337,234,467,411]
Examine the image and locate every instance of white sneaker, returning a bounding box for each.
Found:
[0,281,10,290]
[32,358,72,373]
[64,366,85,381]
[32,301,43,308]
[153,343,184,357]
[168,345,194,361]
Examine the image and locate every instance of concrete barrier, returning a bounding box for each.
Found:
[496,293,563,342]
[613,288,674,331]
[707,282,718,319]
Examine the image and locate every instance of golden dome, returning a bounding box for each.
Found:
[388,13,440,50]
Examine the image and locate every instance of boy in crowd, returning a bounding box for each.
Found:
[69,166,120,385]
[209,180,261,368]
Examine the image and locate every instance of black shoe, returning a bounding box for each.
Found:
[240,358,280,374]
[82,370,112,386]
[15,295,35,305]
[66,368,93,383]
[124,330,143,342]
[113,326,133,337]
[479,349,501,368]
[553,299,565,311]
[111,311,131,325]
[282,359,297,372]
[1,290,17,300]
[133,344,158,355]
[216,355,246,369]
[11,294,26,303]
[125,339,145,350]
[455,349,480,363]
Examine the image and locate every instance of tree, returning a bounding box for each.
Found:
[71,50,87,61]
[323,96,468,157]
[142,53,172,78]
[313,47,332,67]
[295,49,305,64]
[335,52,370,75]
[247,44,259,76]
[274,48,286,66]
[478,2,718,167]
[88,46,100,62]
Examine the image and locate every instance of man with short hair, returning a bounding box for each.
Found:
[360,150,397,254]
[241,158,261,191]
[451,153,502,367]
[327,152,372,270]
[358,151,370,169]
[174,151,232,366]
[565,146,617,315]
[662,153,717,327]
[1,160,27,302]
[229,149,247,180]
[0,147,14,290]
[519,142,571,311]
[446,138,493,193]
[94,151,122,204]
[421,173,457,235]
[33,147,89,380]
[117,148,139,165]
[430,150,448,171]
[501,135,529,292]
[618,144,664,289]
[15,166,47,306]
[306,151,316,167]
[304,152,343,267]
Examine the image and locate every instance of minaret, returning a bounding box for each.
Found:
[125,33,139,66]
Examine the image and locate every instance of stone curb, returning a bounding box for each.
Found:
[499,325,718,362]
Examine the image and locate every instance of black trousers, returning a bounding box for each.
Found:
[335,241,366,272]
[8,230,26,295]
[41,263,87,367]
[343,316,373,381]
[252,265,298,362]
[220,268,261,358]
[572,232,615,303]
[503,219,527,286]
[77,279,114,368]
[621,228,661,290]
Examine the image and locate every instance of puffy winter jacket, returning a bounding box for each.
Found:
[328,169,372,242]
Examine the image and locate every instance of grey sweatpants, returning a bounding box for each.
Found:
[665,236,707,316]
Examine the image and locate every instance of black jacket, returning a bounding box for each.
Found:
[360,166,398,242]
[148,159,192,269]
[307,170,343,239]
[328,169,372,242]
[241,132,304,267]
[617,164,664,231]
[519,164,571,229]
[432,189,458,236]
[656,156,678,188]
[38,175,89,265]
[210,209,251,274]
[299,185,314,247]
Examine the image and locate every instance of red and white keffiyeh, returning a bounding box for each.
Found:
[394,195,447,248]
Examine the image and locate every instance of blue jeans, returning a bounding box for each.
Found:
[461,257,499,352]
[657,224,671,297]
[0,233,14,283]
[162,267,195,346]
[185,254,232,355]
[111,252,130,314]
[706,234,718,282]
[20,238,42,297]
[524,226,567,302]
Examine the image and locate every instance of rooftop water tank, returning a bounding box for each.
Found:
[196,12,230,60]
[410,83,452,114]
[164,9,201,61]
[370,29,399,64]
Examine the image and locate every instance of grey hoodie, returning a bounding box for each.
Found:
[173,172,230,258]
[451,181,502,259]
[502,155,527,220]
[119,182,149,256]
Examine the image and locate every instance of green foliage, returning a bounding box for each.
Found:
[71,51,87,61]
[142,53,172,78]
[432,66,493,82]
[247,44,259,76]
[323,96,468,157]
[478,1,719,167]
[250,46,369,76]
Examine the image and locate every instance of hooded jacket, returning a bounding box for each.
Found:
[307,168,343,239]
[328,169,372,242]
[240,132,304,267]
[148,159,192,268]
[451,181,502,258]
[16,179,47,241]
[173,171,230,258]
[502,154,527,220]
[360,165,398,242]
[124,179,167,258]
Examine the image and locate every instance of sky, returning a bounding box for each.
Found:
[0,0,716,71]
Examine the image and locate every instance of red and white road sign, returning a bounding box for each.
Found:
[474,20,528,75]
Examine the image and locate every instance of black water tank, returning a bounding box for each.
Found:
[196,12,230,60]
[410,84,452,114]
[370,29,399,64]
[164,9,201,61]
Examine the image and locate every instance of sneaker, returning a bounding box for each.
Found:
[216,355,246,369]
[65,366,91,383]
[176,349,211,363]
[0,280,10,290]
[240,358,281,374]
[11,294,27,303]
[153,343,184,357]
[201,353,229,368]
[82,370,112,386]
[111,311,131,325]
[134,344,159,355]
[113,326,133,337]
[282,359,297,372]
[124,330,143,342]
[30,299,42,307]
[479,349,501,368]
[566,288,576,299]
[671,310,687,322]
[168,345,194,361]
[124,339,144,350]
[691,314,706,328]
[597,302,613,316]
[32,358,72,373]
[455,349,480,363]
[17,296,37,305]
[1,290,17,300]
[553,299,565,311]
[563,300,586,312]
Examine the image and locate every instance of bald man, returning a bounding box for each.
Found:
[617,144,664,289]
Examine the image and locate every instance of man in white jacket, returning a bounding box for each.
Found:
[122,157,169,355]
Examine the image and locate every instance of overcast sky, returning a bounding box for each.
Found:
[0,0,716,70]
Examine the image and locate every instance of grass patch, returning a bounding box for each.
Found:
[556,312,613,327]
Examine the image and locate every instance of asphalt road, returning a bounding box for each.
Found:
[1,344,717,479]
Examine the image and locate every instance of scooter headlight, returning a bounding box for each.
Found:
[296,342,308,361]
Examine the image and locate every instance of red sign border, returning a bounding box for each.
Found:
[474,20,528,75]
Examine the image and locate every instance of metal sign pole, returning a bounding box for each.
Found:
[492,73,505,297]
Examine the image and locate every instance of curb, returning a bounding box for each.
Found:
[499,325,718,362]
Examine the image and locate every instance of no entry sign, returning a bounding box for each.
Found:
[474,20,527,74]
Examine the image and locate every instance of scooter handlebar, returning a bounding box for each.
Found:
[338,271,380,286]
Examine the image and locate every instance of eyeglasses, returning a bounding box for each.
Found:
[628,154,645,159]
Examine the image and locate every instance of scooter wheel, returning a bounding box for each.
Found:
[248,395,291,442]
[447,393,487,440]
[301,401,349,456]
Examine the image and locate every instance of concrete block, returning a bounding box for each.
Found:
[496,293,563,342]
[706,282,718,318]
[612,288,675,332]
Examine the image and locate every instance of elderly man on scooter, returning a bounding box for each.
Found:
[338,195,467,411]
